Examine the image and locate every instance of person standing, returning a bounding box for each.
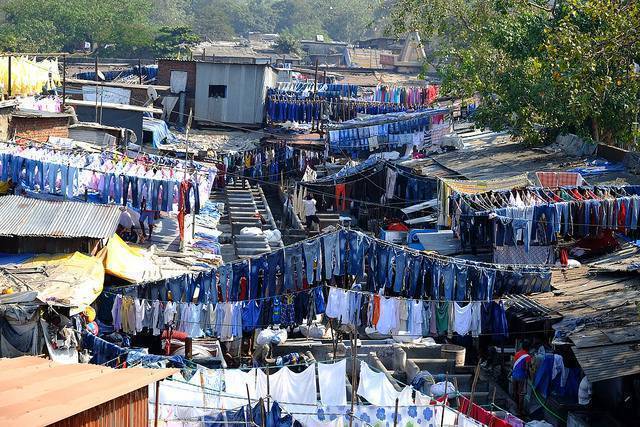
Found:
[303,194,320,232]
[512,340,532,416]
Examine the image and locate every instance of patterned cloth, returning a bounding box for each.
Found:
[536,171,585,188]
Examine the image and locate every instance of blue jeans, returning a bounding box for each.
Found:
[266,250,284,296]
[198,270,216,304]
[377,244,391,288]
[122,175,139,207]
[150,282,167,301]
[167,275,186,302]
[218,265,233,302]
[303,239,322,284]
[390,250,406,293]
[431,261,454,300]
[250,255,269,299]
[408,254,423,298]
[477,268,496,301]
[138,177,153,207]
[161,181,175,212]
[284,244,304,290]
[232,261,249,301]
[454,264,468,301]
[322,233,339,279]
[347,232,365,278]
[151,179,163,211]
[554,202,571,235]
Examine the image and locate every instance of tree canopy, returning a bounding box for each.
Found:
[0,0,386,57]
[390,0,640,146]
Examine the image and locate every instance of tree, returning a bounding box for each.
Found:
[274,32,301,55]
[152,26,201,58]
[390,0,640,146]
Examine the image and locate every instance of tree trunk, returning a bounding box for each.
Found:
[591,117,600,142]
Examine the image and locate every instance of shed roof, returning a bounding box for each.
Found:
[0,195,121,239]
[0,356,176,426]
[526,264,640,383]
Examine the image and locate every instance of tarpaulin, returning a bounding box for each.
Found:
[0,252,104,314]
[97,234,159,284]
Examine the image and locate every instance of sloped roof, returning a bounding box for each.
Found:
[0,195,120,239]
[0,356,176,426]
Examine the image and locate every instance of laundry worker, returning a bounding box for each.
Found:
[512,340,532,415]
[303,194,320,232]
[139,198,158,241]
[117,206,139,243]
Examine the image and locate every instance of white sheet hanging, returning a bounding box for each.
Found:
[222,369,259,410]
[269,365,318,423]
[356,360,402,407]
[318,359,347,406]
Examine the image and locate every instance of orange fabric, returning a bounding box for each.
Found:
[372,295,381,326]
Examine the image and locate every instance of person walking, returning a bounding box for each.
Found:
[303,194,320,232]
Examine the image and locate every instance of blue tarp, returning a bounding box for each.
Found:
[143,117,178,148]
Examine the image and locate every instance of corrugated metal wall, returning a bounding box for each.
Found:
[49,386,149,427]
[195,63,276,125]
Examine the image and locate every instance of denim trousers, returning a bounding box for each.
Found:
[454,264,468,301]
[218,265,233,302]
[232,261,249,301]
[250,256,269,299]
[167,275,186,302]
[322,233,339,280]
[122,175,139,207]
[377,244,391,288]
[390,249,407,293]
[407,254,423,298]
[197,270,217,304]
[431,261,454,300]
[303,239,323,284]
[266,250,284,297]
[284,244,304,290]
[347,232,365,278]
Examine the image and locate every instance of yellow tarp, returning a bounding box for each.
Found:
[98,234,161,284]
[9,252,104,315]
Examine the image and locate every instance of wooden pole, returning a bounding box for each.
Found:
[138,58,143,84]
[94,56,99,122]
[266,366,271,412]
[466,362,481,416]
[440,372,449,427]
[393,397,399,427]
[62,55,67,107]
[154,380,160,427]
[311,59,319,131]
[246,384,254,425]
[7,55,11,97]
[349,331,358,427]
[185,337,193,360]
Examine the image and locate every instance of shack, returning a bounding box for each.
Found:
[0,356,176,427]
[0,195,121,254]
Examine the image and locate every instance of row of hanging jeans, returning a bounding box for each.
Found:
[267,98,321,123]
[1,153,79,198]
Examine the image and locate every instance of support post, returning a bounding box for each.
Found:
[7,55,12,97]
[154,380,160,427]
[94,56,99,122]
[393,397,399,427]
[311,59,319,131]
[185,337,193,360]
[138,58,143,84]
[62,55,67,107]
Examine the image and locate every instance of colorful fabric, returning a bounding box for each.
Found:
[536,171,585,187]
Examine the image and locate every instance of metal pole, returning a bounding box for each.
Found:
[62,55,67,107]
[94,56,99,122]
[7,55,11,97]
[138,58,143,84]
[266,366,271,411]
[349,331,357,427]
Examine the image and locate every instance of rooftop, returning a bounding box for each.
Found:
[0,356,176,426]
[0,195,121,239]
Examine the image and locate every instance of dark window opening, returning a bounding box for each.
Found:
[208,85,227,98]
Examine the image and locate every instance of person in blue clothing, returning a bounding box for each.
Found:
[512,340,532,415]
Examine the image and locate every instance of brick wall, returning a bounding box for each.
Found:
[157,59,197,124]
[157,59,197,95]
[11,116,70,142]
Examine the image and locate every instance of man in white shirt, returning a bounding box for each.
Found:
[303,194,320,232]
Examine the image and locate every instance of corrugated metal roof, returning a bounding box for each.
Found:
[572,343,640,383]
[0,356,177,426]
[0,195,121,239]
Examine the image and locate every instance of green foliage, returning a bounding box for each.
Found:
[390,0,640,146]
[152,26,201,58]
[274,32,301,55]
